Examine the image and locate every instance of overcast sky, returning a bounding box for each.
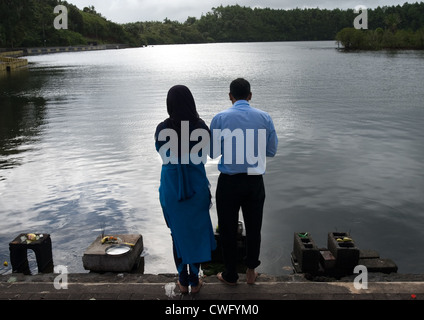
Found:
[68,0,410,23]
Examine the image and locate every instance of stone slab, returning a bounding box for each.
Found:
[82,234,143,272]
[359,258,398,274]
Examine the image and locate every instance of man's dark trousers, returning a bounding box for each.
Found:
[216,172,265,283]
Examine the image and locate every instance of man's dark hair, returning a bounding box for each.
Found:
[230,78,251,100]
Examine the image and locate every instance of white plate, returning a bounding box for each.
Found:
[105,244,131,255]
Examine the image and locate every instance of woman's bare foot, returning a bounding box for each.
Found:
[190,278,203,294]
[177,280,188,294]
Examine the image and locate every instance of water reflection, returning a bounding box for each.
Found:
[1,42,424,276]
[0,70,47,177]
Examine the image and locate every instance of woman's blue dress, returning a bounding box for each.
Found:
[158,162,216,264]
[155,118,216,265]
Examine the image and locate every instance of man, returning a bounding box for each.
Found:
[210,78,278,285]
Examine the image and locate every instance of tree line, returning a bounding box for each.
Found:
[124,2,424,49]
[335,3,424,49]
[1,1,424,49]
[125,5,355,45]
[0,0,133,48]
[336,27,424,49]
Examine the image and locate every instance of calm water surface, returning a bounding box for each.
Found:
[1,41,424,275]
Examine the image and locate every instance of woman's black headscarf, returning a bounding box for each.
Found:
[155,85,210,154]
[166,85,199,129]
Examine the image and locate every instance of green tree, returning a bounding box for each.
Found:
[385,13,402,33]
[335,28,364,49]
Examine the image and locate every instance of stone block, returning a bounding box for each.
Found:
[9,233,54,274]
[82,234,144,273]
[327,232,359,272]
[319,250,336,270]
[292,232,320,273]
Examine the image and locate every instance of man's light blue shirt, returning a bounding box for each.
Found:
[210,100,278,175]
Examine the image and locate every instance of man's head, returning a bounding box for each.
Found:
[229,78,252,102]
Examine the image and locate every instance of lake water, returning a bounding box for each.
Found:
[1,41,424,276]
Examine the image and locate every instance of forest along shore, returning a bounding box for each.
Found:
[1,2,424,49]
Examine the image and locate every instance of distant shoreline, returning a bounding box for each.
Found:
[0,44,131,57]
[2,39,423,61]
[23,44,131,56]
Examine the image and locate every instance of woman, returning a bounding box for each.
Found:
[155,85,216,294]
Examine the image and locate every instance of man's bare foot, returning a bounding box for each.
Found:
[246,268,258,284]
[217,272,237,286]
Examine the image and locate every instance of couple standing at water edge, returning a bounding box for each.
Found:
[155,78,278,293]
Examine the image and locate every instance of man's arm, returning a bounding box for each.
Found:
[209,116,222,159]
[266,117,278,157]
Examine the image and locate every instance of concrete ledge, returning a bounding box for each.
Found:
[1,272,423,301]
